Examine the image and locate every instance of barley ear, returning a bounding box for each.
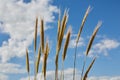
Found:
[76,6,91,43]
[86,21,102,56]
[34,17,38,52]
[82,57,96,80]
[40,19,44,53]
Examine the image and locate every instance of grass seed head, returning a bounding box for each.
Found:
[86,21,102,56]
[76,6,91,43]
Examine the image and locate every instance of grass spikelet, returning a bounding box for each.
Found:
[40,19,44,53]
[42,41,49,80]
[82,57,96,80]
[36,45,41,74]
[86,21,102,56]
[62,27,71,61]
[76,6,91,43]
[34,17,38,52]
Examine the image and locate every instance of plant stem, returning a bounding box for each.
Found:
[28,72,30,80]
[73,42,78,80]
[80,56,87,80]
[34,50,37,80]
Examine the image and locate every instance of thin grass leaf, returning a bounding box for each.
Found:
[82,57,96,80]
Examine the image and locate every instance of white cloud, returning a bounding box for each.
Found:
[0,73,8,80]
[88,76,120,80]
[88,38,120,57]
[0,63,26,74]
[0,0,58,62]
[20,68,81,80]
[20,68,120,80]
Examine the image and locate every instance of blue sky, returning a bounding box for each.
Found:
[0,0,120,80]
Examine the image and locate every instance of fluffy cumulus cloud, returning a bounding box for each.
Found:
[20,68,120,80]
[0,0,58,62]
[20,68,81,80]
[88,38,120,57]
[88,76,120,80]
[0,62,26,80]
[0,63,26,74]
[0,73,8,80]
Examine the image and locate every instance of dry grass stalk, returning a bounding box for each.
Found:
[62,28,71,61]
[81,21,102,80]
[61,27,71,80]
[40,19,44,53]
[57,9,68,51]
[55,10,68,80]
[36,45,41,74]
[34,17,38,52]
[73,6,91,80]
[42,41,49,80]
[86,21,102,56]
[82,57,96,80]
[76,6,91,43]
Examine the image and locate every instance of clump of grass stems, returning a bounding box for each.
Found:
[25,6,102,80]
[55,9,68,80]
[34,17,38,80]
[81,21,102,80]
[61,27,71,80]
